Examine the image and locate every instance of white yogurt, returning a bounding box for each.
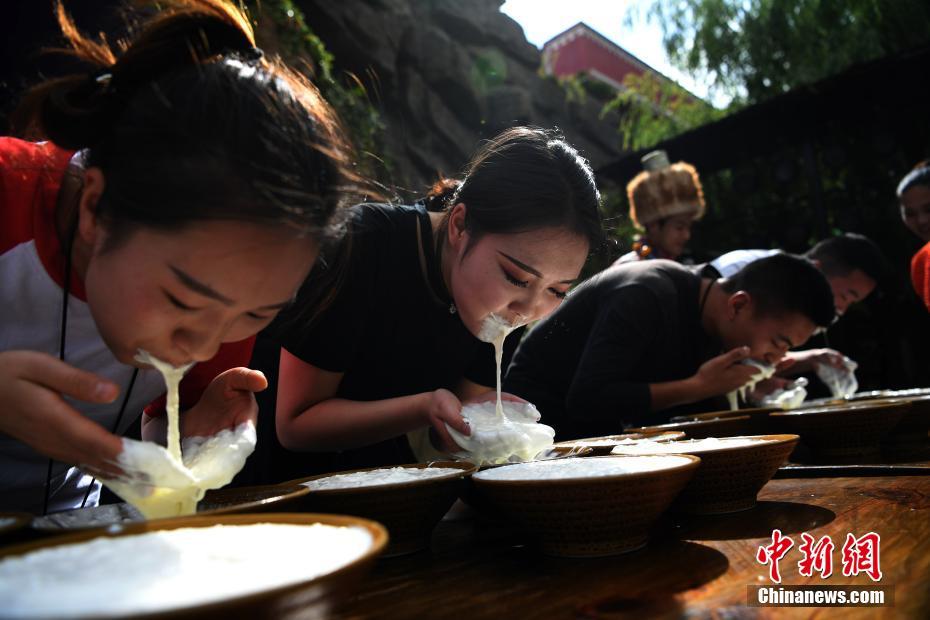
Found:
[0,523,373,618]
[449,401,555,465]
[611,437,775,455]
[473,455,694,481]
[303,466,463,490]
[727,360,776,410]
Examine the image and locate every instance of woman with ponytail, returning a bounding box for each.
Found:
[272,126,604,473]
[0,0,358,513]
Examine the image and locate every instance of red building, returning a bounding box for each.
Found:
[542,22,688,96]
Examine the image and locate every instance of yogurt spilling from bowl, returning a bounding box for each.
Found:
[726,360,776,410]
[449,401,555,465]
[611,436,775,455]
[0,523,372,618]
[303,466,463,490]
[473,455,694,481]
[99,351,256,519]
[448,314,555,465]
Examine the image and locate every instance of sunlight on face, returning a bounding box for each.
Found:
[724,306,818,366]
[84,221,319,366]
[827,269,875,316]
[448,226,589,338]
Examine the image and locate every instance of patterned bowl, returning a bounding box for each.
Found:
[471,455,700,557]
[610,434,799,514]
[284,461,476,557]
[554,431,686,456]
[627,415,753,439]
[769,401,909,463]
[0,513,386,619]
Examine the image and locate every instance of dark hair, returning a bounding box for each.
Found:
[805,233,890,287]
[720,254,835,327]
[14,0,360,248]
[425,126,604,252]
[897,161,930,198]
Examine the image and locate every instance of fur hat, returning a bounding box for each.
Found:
[627,150,705,227]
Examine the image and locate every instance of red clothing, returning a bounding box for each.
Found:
[0,137,254,512]
[911,241,930,312]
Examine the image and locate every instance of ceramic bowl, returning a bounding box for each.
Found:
[769,401,909,463]
[0,513,387,619]
[471,455,700,557]
[284,461,476,557]
[626,415,753,440]
[553,431,686,456]
[610,434,799,514]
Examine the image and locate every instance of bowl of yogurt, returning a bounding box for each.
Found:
[610,435,799,514]
[471,455,700,557]
[0,512,387,619]
[284,461,476,556]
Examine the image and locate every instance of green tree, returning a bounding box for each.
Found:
[602,71,722,151]
[645,0,930,104]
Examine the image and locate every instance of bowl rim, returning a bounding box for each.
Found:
[608,433,800,456]
[626,415,752,433]
[553,431,686,448]
[0,511,32,535]
[770,401,911,417]
[471,454,701,485]
[673,407,780,422]
[282,460,478,494]
[1,513,388,619]
[30,484,313,533]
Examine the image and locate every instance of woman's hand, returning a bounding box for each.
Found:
[424,388,470,453]
[693,347,759,399]
[0,351,124,477]
[180,368,267,439]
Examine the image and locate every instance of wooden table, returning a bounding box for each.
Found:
[336,476,930,619]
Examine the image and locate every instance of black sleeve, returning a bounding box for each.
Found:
[563,285,661,434]
[464,325,526,388]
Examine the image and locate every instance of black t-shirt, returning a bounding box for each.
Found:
[504,260,723,439]
[271,202,520,469]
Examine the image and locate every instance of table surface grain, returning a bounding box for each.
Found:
[336,476,930,619]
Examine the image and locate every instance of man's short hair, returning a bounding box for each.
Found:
[805,233,889,286]
[720,254,835,327]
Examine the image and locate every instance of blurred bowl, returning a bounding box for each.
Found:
[471,455,700,557]
[285,461,476,557]
[610,435,799,514]
[770,401,909,463]
[0,513,386,619]
[554,432,686,456]
[627,415,753,440]
[30,484,310,535]
[876,396,930,460]
[671,407,779,435]
[0,512,32,546]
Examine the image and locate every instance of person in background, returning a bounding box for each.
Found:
[271,127,604,474]
[615,150,705,264]
[899,161,930,311]
[504,255,835,440]
[0,0,356,514]
[701,233,889,378]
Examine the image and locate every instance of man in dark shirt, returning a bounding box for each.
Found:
[504,255,835,439]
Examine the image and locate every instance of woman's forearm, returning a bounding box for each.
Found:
[276,392,432,451]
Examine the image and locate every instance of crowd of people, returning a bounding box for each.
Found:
[1,0,926,513]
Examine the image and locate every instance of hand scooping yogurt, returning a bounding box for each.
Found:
[447,314,556,465]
